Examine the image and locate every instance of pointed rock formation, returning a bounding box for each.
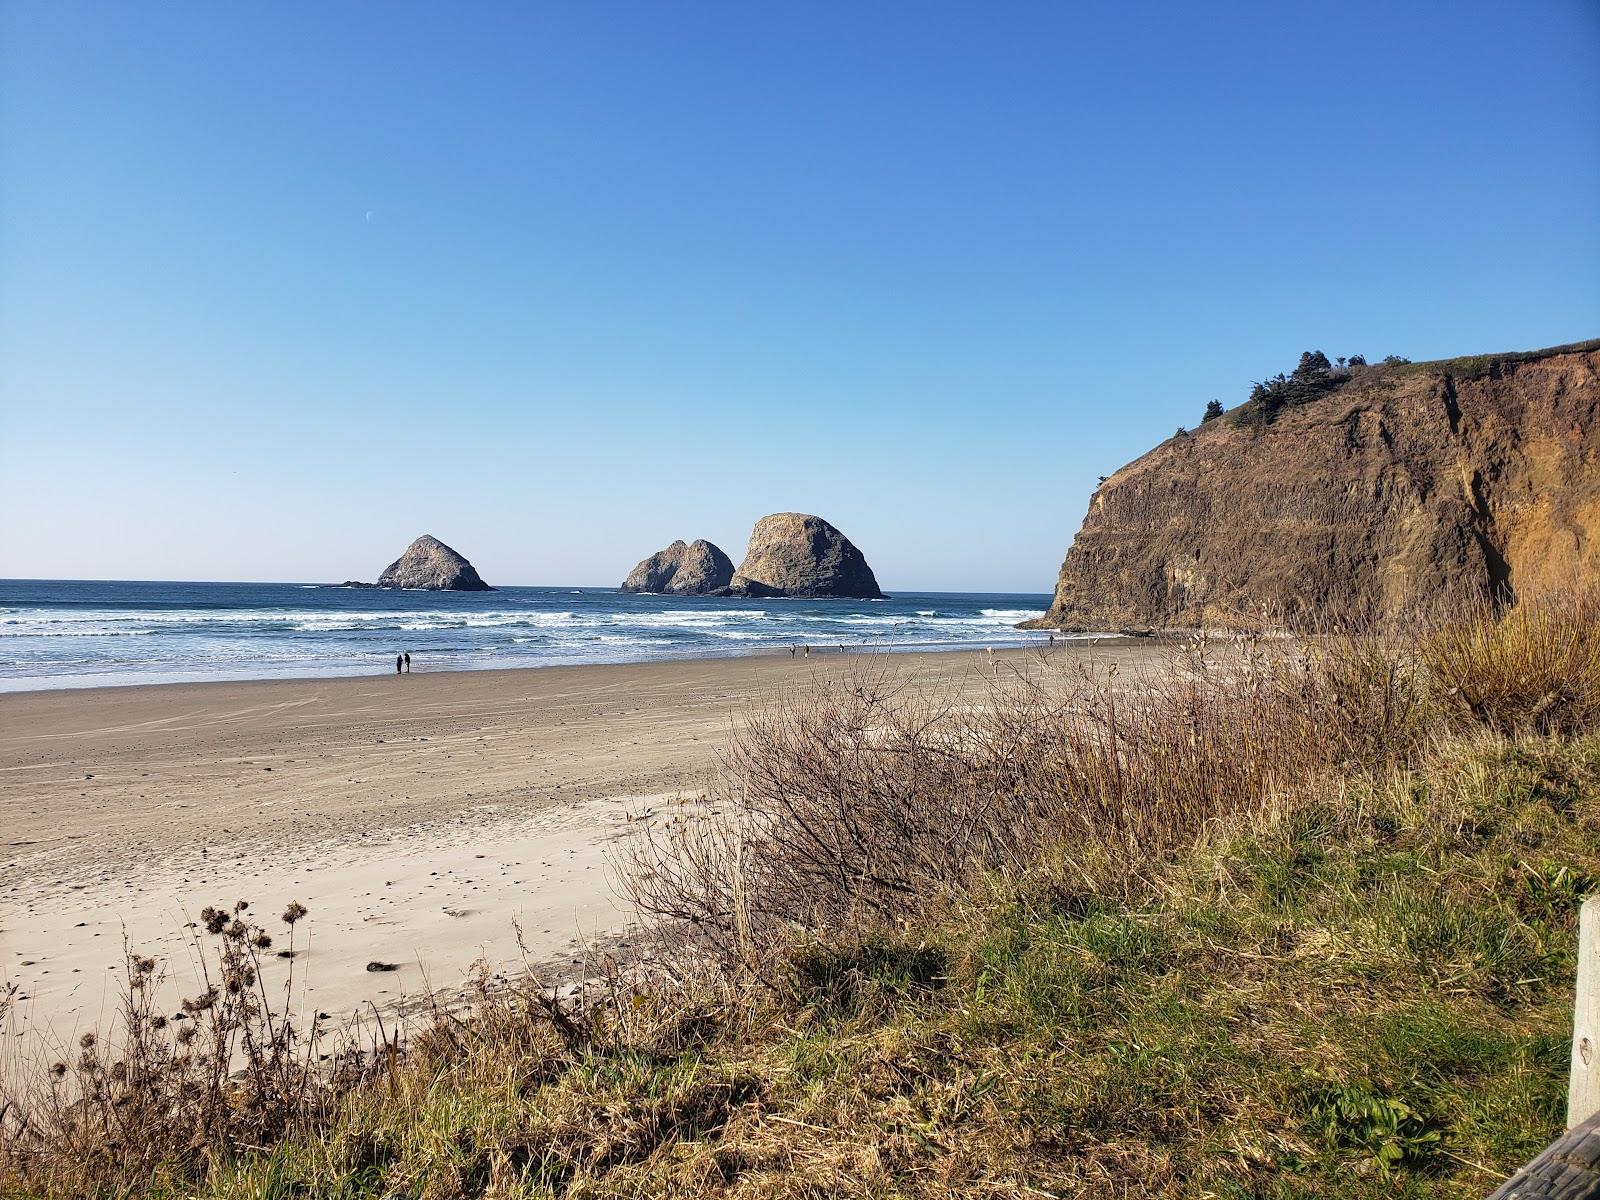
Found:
[620,539,736,594]
[377,535,494,591]
[726,513,884,599]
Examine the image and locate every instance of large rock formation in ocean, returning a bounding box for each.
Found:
[377,535,494,591]
[620,539,736,594]
[726,513,885,599]
[1024,340,1600,630]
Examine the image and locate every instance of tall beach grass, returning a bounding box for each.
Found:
[3,588,1599,1198]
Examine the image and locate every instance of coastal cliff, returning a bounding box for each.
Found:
[1026,340,1600,630]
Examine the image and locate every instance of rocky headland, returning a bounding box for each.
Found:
[620,539,736,594]
[724,512,885,599]
[376,535,494,592]
[1025,340,1600,631]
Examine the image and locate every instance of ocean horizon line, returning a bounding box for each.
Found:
[0,577,1051,596]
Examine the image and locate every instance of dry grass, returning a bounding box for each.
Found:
[0,902,372,1197]
[2,592,1598,1198]
[1427,588,1600,735]
[624,632,1430,972]
[47,728,1584,1200]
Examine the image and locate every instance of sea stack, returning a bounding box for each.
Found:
[377,535,494,591]
[620,539,736,594]
[1023,340,1600,631]
[726,513,885,599]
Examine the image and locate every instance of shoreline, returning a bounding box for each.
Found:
[0,632,1134,698]
[1,641,1163,1049]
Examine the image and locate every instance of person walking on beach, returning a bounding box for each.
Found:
[395,653,403,674]
[803,644,810,658]
[404,651,411,673]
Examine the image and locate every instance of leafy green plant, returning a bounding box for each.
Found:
[1309,1077,1442,1175]
[1516,858,1600,915]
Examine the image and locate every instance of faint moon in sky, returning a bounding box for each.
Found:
[364,210,373,223]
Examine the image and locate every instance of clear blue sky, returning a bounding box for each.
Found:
[2,2,1596,591]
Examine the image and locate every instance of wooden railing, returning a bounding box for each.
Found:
[1487,897,1600,1199]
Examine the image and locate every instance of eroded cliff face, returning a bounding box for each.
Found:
[1027,342,1600,630]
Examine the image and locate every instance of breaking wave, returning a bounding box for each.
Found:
[0,581,1063,691]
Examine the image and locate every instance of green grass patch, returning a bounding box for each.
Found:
[11,734,1600,1198]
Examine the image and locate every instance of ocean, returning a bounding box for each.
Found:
[0,579,1069,692]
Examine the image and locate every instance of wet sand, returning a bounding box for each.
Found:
[0,643,1159,1050]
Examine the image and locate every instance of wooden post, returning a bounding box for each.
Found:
[1569,897,1600,1129]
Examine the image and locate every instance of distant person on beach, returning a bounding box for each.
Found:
[803,644,810,658]
[1048,633,1055,648]
[395,654,403,674]
[404,651,411,673]
[789,645,797,657]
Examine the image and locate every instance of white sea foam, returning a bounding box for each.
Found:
[0,604,1044,639]
[0,584,1058,691]
[627,609,768,626]
[3,627,157,638]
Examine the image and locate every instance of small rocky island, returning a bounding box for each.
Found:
[376,535,494,591]
[723,512,884,599]
[620,539,735,594]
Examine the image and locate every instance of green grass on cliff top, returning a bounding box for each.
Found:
[115,732,1599,1199]
[1212,336,1600,433]
[1388,336,1600,383]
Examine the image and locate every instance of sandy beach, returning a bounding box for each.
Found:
[0,643,1158,1050]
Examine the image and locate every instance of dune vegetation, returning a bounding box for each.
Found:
[5,594,1600,1198]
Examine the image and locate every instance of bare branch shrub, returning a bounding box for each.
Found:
[2,906,707,1197]
[0,901,372,1196]
[624,638,1430,969]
